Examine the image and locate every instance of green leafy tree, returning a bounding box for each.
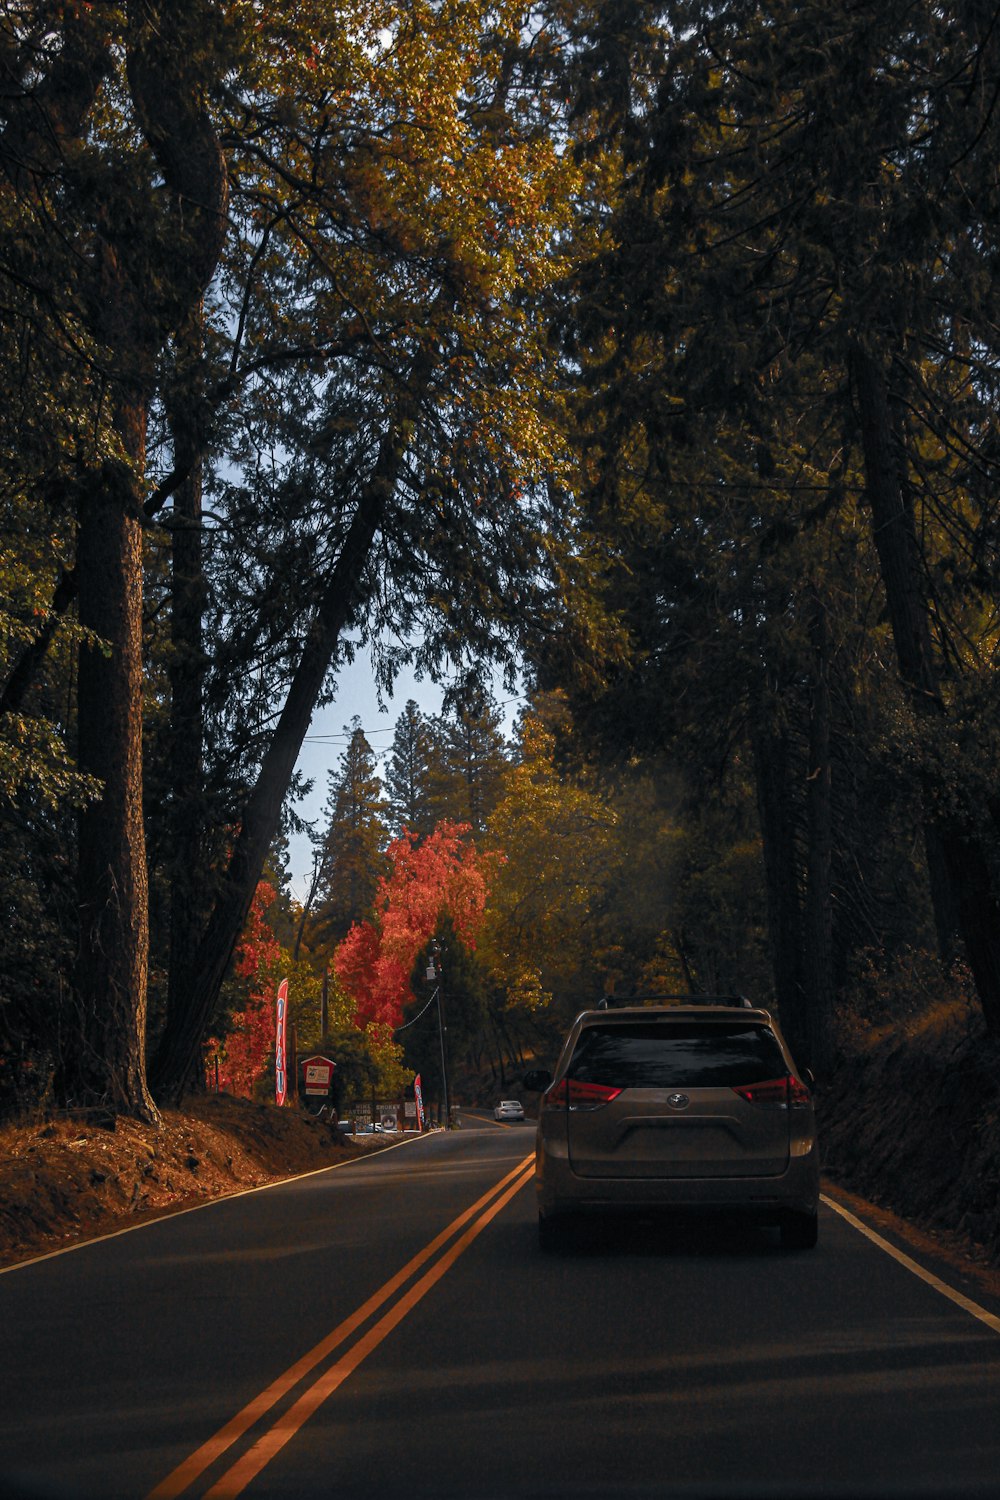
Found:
[401,917,488,1111]
[0,0,584,1117]
[147,0,584,1100]
[538,0,1000,1053]
[480,697,703,1036]
[0,0,233,1120]
[322,1026,381,1119]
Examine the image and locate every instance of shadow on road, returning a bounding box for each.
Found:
[535,1213,793,1259]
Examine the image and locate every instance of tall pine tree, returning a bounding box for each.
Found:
[310,720,389,949]
[428,690,510,833]
[384,700,439,838]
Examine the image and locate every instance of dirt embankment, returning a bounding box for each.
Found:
[819,1001,1000,1264]
[0,1093,391,1270]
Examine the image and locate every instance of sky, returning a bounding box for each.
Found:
[286,648,523,898]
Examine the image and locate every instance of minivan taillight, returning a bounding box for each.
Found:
[732,1075,811,1108]
[545,1078,623,1111]
[787,1074,811,1107]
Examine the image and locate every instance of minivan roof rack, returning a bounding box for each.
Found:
[595,993,754,1010]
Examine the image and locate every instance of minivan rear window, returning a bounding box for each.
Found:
[566,1022,786,1089]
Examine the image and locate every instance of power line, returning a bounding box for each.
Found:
[302,693,525,745]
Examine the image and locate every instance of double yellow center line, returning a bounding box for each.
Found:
[148,1153,535,1500]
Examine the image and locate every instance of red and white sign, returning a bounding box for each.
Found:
[275,979,288,1106]
[302,1054,336,1096]
[413,1073,425,1130]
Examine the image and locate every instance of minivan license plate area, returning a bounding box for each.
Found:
[567,1093,790,1179]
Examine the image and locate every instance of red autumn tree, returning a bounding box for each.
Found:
[333,822,497,1030]
[206,881,283,1097]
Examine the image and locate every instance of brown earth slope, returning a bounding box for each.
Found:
[0,1093,392,1270]
[818,1000,1000,1266]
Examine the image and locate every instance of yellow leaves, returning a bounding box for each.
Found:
[212,0,583,498]
[253,0,578,277]
[0,712,102,811]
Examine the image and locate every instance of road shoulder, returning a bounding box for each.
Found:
[822,1176,1000,1317]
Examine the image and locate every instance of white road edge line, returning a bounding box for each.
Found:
[821,1193,1000,1335]
[0,1130,429,1277]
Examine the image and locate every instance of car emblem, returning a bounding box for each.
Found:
[667,1092,690,1109]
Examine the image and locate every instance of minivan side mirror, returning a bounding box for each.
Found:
[523,1068,552,1093]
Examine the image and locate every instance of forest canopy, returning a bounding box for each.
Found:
[3,0,1000,1123]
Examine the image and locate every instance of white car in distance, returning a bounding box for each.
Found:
[494,1099,525,1122]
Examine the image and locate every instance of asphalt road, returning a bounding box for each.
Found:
[1,1118,999,1500]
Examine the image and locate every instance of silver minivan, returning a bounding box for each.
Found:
[524,1002,819,1251]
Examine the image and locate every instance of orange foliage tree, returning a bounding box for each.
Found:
[334,823,498,1031]
[205,881,284,1097]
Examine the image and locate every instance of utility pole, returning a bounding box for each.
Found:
[427,943,450,1129]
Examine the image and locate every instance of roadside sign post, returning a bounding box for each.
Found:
[300,1054,336,1113]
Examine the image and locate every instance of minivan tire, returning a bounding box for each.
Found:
[780,1209,818,1249]
[538,1212,571,1252]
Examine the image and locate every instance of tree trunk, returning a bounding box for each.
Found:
[2,3,231,1117]
[672,931,698,994]
[0,17,153,1119]
[292,846,332,964]
[0,464,191,722]
[803,584,834,1074]
[490,1020,507,1087]
[853,343,956,961]
[72,410,159,1122]
[852,344,1000,1032]
[165,310,209,1082]
[751,715,806,1055]
[151,415,415,1100]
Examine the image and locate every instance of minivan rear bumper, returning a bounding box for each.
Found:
[536,1137,819,1220]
